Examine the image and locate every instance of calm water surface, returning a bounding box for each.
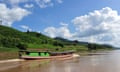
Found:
[1,50,120,72]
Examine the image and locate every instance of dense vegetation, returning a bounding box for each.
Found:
[0,25,67,51]
[0,25,114,52]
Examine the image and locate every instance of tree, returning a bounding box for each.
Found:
[58,43,64,48]
[73,40,79,46]
[27,29,30,34]
[88,44,92,51]
[87,43,97,51]
[36,33,41,37]
[16,43,28,50]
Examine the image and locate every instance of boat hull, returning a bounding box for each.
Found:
[21,54,73,60]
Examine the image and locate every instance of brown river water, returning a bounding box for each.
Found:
[0,50,120,72]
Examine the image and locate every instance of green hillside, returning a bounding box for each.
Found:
[0,25,63,50]
[54,37,114,51]
[0,25,114,52]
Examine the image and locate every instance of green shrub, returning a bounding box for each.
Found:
[16,43,28,50]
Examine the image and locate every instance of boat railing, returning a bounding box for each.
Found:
[18,50,75,58]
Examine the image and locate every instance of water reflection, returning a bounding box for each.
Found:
[1,50,120,72]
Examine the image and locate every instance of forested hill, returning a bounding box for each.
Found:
[54,37,114,49]
[0,25,114,51]
[0,25,61,49]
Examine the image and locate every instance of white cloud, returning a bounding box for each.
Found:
[35,0,53,8]
[0,0,63,26]
[0,0,28,7]
[8,0,28,4]
[0,0,63,8]
[21,25,32,31]
[56,0,63,4]
[72,7,120,47]
[44,7,120,47]
[72,7,120,37]
[44,27,56,38]
[21,25,29,30]
[44,26,72,38]
[24,4,34,8]
[60,22,68,27]
[0,3,31,26]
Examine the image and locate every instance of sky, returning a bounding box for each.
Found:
[0,0,120,47]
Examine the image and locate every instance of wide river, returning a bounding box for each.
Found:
[0,50,120,72]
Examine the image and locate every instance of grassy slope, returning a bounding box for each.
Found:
[0,25,59,49]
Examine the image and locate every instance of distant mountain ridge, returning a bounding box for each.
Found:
[54,37,114,49]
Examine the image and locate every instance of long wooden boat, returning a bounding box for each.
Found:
[19,50,79,60]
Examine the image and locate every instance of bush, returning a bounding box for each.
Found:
[53,41,64,48]
[16,43,28,50]
[1,37,20,48]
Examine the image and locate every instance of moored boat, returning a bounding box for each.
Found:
[19,50,79,60]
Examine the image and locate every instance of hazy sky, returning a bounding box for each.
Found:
[0,0,120,47]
